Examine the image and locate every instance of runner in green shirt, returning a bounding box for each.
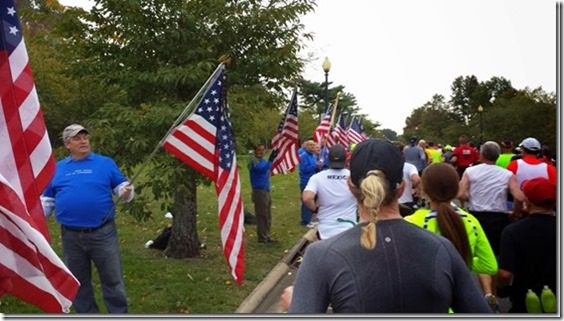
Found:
[496,140,515,169]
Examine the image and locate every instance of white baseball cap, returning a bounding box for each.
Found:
[519,137,541,152]
[62,124,88,141]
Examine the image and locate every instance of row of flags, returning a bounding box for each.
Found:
[271,90,369,176]
[313,91,368,149]
[326,114,368,148]
[0,0,368,312]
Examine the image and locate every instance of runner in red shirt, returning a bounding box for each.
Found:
[507,137,556,220]
[507,138,556,186]
[450,135,479,178]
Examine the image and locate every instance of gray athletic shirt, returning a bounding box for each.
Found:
[289,219,491,313]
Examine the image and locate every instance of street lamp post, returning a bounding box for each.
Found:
[478,105,484,145]
[322,57,331,114]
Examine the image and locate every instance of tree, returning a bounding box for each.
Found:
[299,79,360,117]
[402,94,460,144]
[484,88,556,149]
[56,0,316,259]
[380,128,398,141]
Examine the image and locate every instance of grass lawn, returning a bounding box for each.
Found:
[1,156,309,314]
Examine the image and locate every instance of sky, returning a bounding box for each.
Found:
[299,0,557,134]
[59,0,557,134]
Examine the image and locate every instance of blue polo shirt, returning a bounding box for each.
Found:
[299,151,319,188]
[43,152,128,228]
[248,157,272,191]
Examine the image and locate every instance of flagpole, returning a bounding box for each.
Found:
[127,63,225,186]
[348,115,355,127]
[329,91,341,128]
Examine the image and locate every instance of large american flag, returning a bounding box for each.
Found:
[348,116,367,144]
[0,0,53,241]
[0,1,79,312]
[271,90,299,175]
[162,65,245,284]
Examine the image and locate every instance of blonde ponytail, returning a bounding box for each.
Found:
[357,170,388,250]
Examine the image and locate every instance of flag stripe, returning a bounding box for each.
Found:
[17,85,38,128]
[9,39,28,79]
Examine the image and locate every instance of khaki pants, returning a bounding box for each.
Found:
[252,189,272,241]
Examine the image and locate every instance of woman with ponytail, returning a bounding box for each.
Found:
[405,163,497,301]
[284,139,490,313]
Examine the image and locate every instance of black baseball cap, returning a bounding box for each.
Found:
[350,139,404,191]
[329,144,346,169]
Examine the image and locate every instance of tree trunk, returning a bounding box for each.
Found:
[164,180,200,258]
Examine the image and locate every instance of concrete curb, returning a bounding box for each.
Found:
[236,228,318,313]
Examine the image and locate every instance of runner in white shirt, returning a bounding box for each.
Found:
[399,162,420,216]
[303,144,357,239]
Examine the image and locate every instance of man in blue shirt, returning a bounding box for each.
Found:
[248,144,278,243]
[299,140,323,226]
[42,124,134,313]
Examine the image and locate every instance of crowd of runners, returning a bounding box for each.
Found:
[264,135,556,314]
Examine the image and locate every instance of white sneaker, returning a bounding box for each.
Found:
[144,240,154,248]
[164,212,173,219]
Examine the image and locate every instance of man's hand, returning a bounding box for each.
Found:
[120,184,133,201]
[268,149,279,162]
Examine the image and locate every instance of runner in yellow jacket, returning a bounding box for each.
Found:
[405,207,497,275]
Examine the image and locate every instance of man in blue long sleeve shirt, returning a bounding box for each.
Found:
[248,144,277,243]
[299,140,323,226]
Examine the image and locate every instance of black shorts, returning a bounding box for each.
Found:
[469,211,510,256]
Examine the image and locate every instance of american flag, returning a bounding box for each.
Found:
[326,123,338,148]
[0,174,79,312]
[313,103,332,144]
[0,0,54,241]
[271,90,299,175]
[333,113,349,147]
[163,65,245,284]
[0,1,79,312]
[348,116,367,144]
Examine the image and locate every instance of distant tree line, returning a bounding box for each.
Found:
[401,75,556,153]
